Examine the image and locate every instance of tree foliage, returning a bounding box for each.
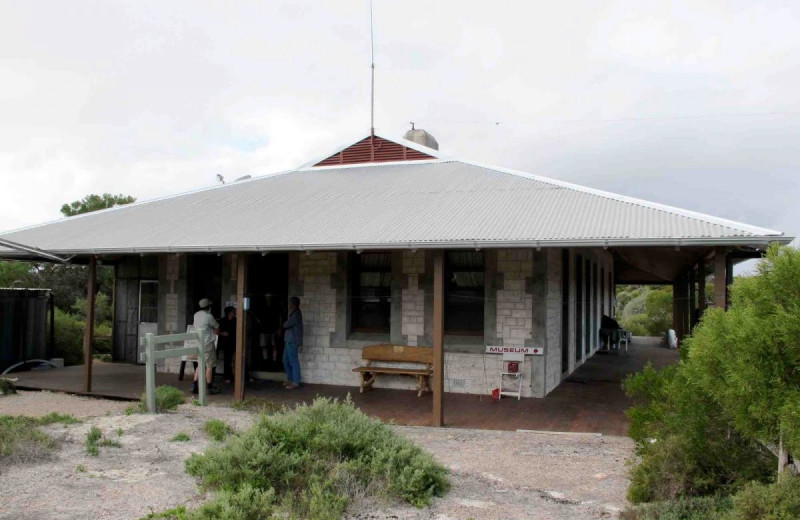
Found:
[617,285,673,336]
[60,193,136,217]
[1,193,135,365]
[624,245,800,504]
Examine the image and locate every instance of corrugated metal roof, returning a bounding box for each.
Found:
[0,158,788,256]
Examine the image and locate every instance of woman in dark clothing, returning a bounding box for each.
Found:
[217,306,236,384]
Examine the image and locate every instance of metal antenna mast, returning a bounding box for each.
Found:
[369,0,375,136]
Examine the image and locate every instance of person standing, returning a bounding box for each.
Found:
[282,296,303,389]
[217,306,236,385]
[192,298,221,395]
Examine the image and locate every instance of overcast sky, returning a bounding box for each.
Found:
[1,1,798,249]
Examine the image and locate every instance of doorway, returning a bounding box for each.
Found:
[247,254,289,377]
[136,280,159,364]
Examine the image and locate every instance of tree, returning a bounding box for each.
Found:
[624,245,800,503]
[686,245,800,456]
[60,193,136,217]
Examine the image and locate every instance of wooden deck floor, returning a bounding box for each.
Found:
[11,337,677,436]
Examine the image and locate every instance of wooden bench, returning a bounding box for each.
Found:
[353,344,433,397]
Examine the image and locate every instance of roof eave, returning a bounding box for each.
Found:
[0,235,789,259]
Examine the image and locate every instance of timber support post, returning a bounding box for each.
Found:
[432,249,444,427]
[83,255,97,392]
[714,248,728,310]
[697,258,706,317]
[234,254,248,403]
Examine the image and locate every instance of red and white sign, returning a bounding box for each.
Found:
[485,345,543,356]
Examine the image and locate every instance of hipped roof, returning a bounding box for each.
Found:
[0,134,789,259]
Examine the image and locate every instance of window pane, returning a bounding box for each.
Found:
[445,251,484,335]
[140,281,159,323]
[351,253,392,332]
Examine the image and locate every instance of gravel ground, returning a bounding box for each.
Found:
[0,391,633,520]
[0,390,131,417]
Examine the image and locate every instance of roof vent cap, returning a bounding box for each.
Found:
[403,125,439,150]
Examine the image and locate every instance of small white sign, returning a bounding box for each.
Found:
[485,345,543,356]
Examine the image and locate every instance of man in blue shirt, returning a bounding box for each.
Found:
[282,296,303,389]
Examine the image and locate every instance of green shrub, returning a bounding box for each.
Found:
[171,433,191,442]
[0,378,16,395]
[139,506,189,520]
[203,419,232,442]
[0,415,54,468]
[622,495,732,520]
[722,477,800,520]
[190,484,276,520]
[624,364,772,503]
[185,397,448,519]
[139,385,185,413]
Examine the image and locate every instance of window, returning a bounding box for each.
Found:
[584,258,591,355]
[351,253,392,333]
[445,251,484,335]
[575,254,583,362]
[561,250,570,373]
[139,280,158,323]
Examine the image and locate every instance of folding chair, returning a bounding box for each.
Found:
[499,351,526,400]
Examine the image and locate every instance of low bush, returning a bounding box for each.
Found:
[171,433,190,442]
[622,495,732,520]
[203,419,232,442]
[624,477,800,520]
[0,378,16,395]
[185,397,449,519]
[0,415,54,469]
[723,477,800,520]
[139,385,185,413]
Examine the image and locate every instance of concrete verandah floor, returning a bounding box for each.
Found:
[11,337,677,436]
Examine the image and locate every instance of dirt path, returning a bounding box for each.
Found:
[0,391,632,520]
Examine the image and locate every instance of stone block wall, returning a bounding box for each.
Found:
[401,250,425,346]
[147,248,613,398]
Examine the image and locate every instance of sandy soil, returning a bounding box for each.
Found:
[0,391,632,520]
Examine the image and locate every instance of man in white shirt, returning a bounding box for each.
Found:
[192,298,221,395]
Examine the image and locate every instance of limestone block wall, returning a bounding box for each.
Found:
[545,248,563,394]
[401,250,425,346]
[495,249,534,345]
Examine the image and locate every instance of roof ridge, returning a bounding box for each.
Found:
[456,159,783,237]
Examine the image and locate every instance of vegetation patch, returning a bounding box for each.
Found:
[203,419,232,442]
[183,397,449,520]
[230,397,281,414]
[86,426,121,456]
[0,378,16,395]
[171,432,191,442]
[138,385,185,413]
[36,412,81,426]
[0,415,55,469]
[623,477,800,520]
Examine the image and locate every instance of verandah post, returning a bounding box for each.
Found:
[432,249,445,427]
[83,255,97,393]
[234,254,248,403]
[145,333,156,413]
